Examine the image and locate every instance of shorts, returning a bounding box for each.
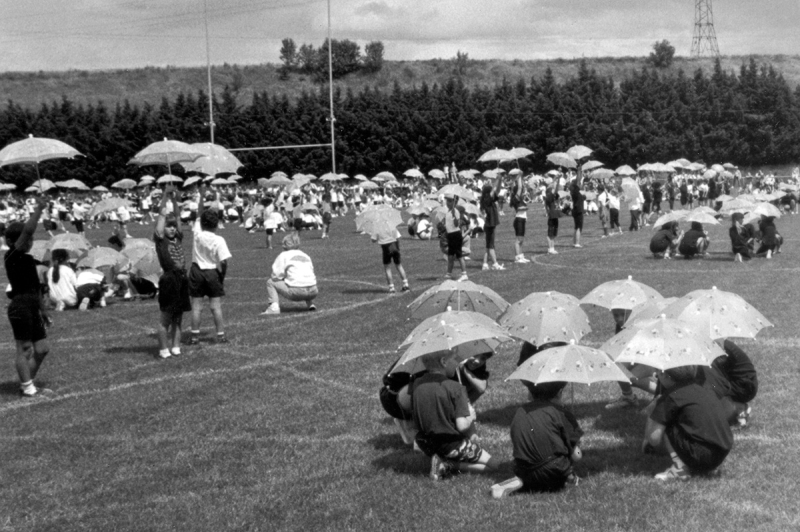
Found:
[188,263,225,298]
[293,218,304,231]
[668,425,729,473]
[484,225,496,249]
[514,456,574,492]
[441,438,484,464]
[446,231,463,258]
[73,220,84,233]
[265,228,275,235]
[381,241,401,265]
[572,213,584,231]
[547,218,559,238]
[44,220,58,231]
[7,294,47,342]
[513,218,526,237]
[58,211,67,221]
[322,212,333,224]
[76,283,103,305]
[159,269,191,314]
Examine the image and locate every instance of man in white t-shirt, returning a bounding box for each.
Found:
[188,188,232,344]
[261,232,318,314]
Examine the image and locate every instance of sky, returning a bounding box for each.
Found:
[1,0,798,72]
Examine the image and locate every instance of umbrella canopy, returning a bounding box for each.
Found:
[566,145,592,160]
[88,197,133,218]
[179,143,242,175]
[395,310,513,366]
[408,280,510,320]
[675,158,692,167]
[752,202,782,218]
[437,184,473,201]
[428,169,447,179]
[403,168,424,178]
[24,179,57,192]
[546,152,577,169]
[157,174,183,184]
[406,204,430,217]
[620,177,640,201]
[615,165,637,176]
[627,297,678,325]
[92,185,109,192]
[652,210,688,229]
[601,316,726,371]
[581,160,604,172]
[129,139,203,168]
[28,240,50,262]
[210,177,230,186]
[667,160,688,169]
[478,148,514,163]
[499,291,591,346]
[507,340,629,386]
[56,179,89,190]
[261,175,293,186]
[719,198,755,215]
[703,169,718,179]
[47,233,91,258]
[592,168,615,181]
[76,247,128,270]
[319,172,341,182]
[111,178,137,190]
[124,247,162,286]
[361,181,379,190]
[685,210,720,225]
[580,276,662,310]
[509,147,534,159]
[710,164,725,174]
[0,136,83,183]
[661,286,773,340]
[183,176,202,187]
[374,171,396,181]
[355,206,403,238]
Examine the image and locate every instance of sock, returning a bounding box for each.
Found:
[217,332,226,337]
[388,284,395,290]
[171,347,181,355]
[191,330,200,336]
[402,280,409,287]
[670,451,686,469]
[20,380,36,395]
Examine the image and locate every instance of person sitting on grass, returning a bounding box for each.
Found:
[47,249,78,311]
[678,222,710,259]
[261,233,318,314]
[75,268,108,310]
[415,213,432,240]
[643,365,733,480]
[729,212,755,262]
[410,350,500,481]
[649,221,683,259]
[501,380,582,496]
[371,226,409,294]
[696,339,758,428]
[756,216,782,259]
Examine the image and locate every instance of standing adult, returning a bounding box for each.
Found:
[5,196,54,397]
[480,176,505,271]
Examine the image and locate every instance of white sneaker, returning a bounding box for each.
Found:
[261,304,280,315]
[481,264,490,271]
[491,263,505,271]
[514,256,530,264]
[79,298,90,311]
[99,297,107,308]
[547,249,558,255]
[55,301,65,312]
[457,273,469,282]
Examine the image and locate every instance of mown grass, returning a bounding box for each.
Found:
[1,207,800,532]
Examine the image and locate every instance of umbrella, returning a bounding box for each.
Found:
[404,169,424,179]
[319,172,341,182]
[580,276,662,310]
[478,148,514,163]
[716,194,734,202]
[667,160,688,169]
[460,202,480,216]
[352,174,368,181]
[685,211,720,225]
[406,204,431,217]
[627,297,678,325]
[581,160,604,172]
[47,233,91,259]
[184,176,202,187]
[620,177,640,201]
[722,163,737,170]
[355,206,403,238]
[272,171,288,179]
[210,177,230,186]
[395,310,513,366]
[28,240,50,262]
[292,174,312,188]
[508,147,534,159]
[546,152,577,169]
[652,210,688,229]
[125,247,162,286]
[601,315,726,371]
[719,198,755,215]
[24,179,57,192]
[688,162,706,172]
[92,185,109,192]
[661,286,773,340]
[157,174,183,184]
[615,165,637,176]
[752,202,782,218]
[180,143,242,175]
[374,171,396,181]
[129,139,203,171]
[88,197,133,218]
[499,291,591,346]
[422,199,441,210]
[428,169,447,179]
[507,340,629,386]
[437,184,473,201]
[408,280,510,320]
[360,181,379,190]
[508,168,522,176]
[592,168,615,181]
[111,178,137,190]
[124,238,156,252]
[261,175,292,186]
[56,179,89,190]
[0,135,83,190]
[566,145,592,160]
[710,164,725,174]
[0,183,16,191]
[703,169,718,179]
[676,158,692,167]
[76,247,128,270]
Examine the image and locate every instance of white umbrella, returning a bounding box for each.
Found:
[180,143,242,175]
[0,135,83,191]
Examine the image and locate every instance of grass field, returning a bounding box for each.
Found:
[1,206,799,532]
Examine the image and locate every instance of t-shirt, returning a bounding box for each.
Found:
[271,249,316,287]
[480,192,500,228]
[679,229,706,255]
[192,219,232,270]
[570,185,585,215]
[416,219,431,235]
[76,269,105,287]
[510,399,583,471]
[650,382,733,452]
[5,247,40,298]
[48,265,78,306]
[410,372,471,453]
[154,230,185,272]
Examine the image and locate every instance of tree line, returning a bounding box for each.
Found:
[0,57,798,189]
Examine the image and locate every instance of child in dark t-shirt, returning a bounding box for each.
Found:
[644,365,733,480]
[699,339,758,427]
[410,351,499,480]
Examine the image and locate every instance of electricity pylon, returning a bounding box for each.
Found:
[691,0,720,57]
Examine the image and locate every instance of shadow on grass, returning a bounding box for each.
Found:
[0,380,21,397]
[340,288,387,295]
[104,343,158,356]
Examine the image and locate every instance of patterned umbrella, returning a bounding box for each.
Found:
[507,340,629,385]
[627,297,678,325]
[125,247,162,286]
[395,310,513,366]
[752,202,782,218]
[580,276,663,310]
[719,198,755,215]
[129,139,203,170]
[47,233,91,259]
[601,315,725,371]
[500,291,591,346]
[652,210,689,229]
[408,280,510,320]
[355,205,403,238]
[661,286,773,340]
[77,247,128,270]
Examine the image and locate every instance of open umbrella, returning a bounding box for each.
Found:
[408,280,510,320]
[507,340,629,386]
[24,179,57,192]
[499,291,591,346]
[437,184,473,201]
[627,297,678,325]
[111,179,137,190]
[360,181,379,190]
[375,171,396,181]
[719,198,755,215]
[124,247,162,286]
[652,210,688,229]
[76,247,128,270]
[661,286,773,340]
[566,145,592,161]
[88,197,133,218]
[395,310,513,366]
[685,210,720,225]
[508,147,534,160]
[184,176,202,187]
[56,179,89,190]
[129,138,203,173]
[0,135,83,190]
[319,172,341,182]
[157,174,183,185]
[47,233,91,259]
[478,148,514,163]
[261,175,292,187]
[581,160,604,172]
[210,177,230,186]
[404,169,424,179]
[546,152,577,169]
[428,169,447,180]
[92,185,109,192]
[592,168,615,181]
[180,143,242,176]
[615,165,637,176]
[28,240,50,262]
[620,177,640,202]
[355,206,403,239]
[601,315,725,371]
[580,276,662,310]
[406,204,431,217]
[752,202,782,218]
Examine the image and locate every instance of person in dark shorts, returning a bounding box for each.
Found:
[479,176,504,271]
[509,380,583,493]
[729,212,755,262]
[570,174,586,248]
[643,365,733,480]
[678,222,709,258]
[444,195,468,281]
[154,185,191,359]
[756,216,782,259]
[411,350,499,480]
[5,196,55,398]
[545,179,561,254]
[697,339,758,427]
[188,186,232,344]
[372,225,409,294]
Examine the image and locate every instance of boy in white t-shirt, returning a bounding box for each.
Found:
[261,233,318,314]
[188,187,232,344]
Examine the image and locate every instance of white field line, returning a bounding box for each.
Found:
[531,252,800,273]
[0,433,366,444]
